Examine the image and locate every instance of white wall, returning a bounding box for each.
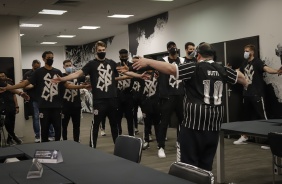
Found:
[106,32,129,62]
[21,46,65,71]
[0,16,25,136]
[135,0,282,101]
[21,0,282,100]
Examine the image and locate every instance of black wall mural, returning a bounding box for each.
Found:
[65,36,114,70]
[128,12,169,56]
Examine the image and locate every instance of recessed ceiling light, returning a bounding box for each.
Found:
[20,24,42,28]
[20,34,24,36]
[107,14,134,18]
[39,9,67,15]
[57,35,76,38]
[40,42,57,44]
[78,26,100,30]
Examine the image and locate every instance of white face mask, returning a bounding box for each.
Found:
[244,51,250,59]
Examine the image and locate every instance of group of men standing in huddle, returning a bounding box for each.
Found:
[1,40,281,172]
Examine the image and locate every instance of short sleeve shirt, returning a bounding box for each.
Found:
[28,67,64,108]
[82,59,118,99]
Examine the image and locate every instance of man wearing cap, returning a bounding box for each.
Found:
[156,41,185,158]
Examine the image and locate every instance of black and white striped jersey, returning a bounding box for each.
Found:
[176,60,238,131]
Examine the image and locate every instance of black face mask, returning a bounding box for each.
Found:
[46,59,53,66]
[97,52,106,60]
[187,51,193,55]
[169,47,177,55]
[120,58,128,63]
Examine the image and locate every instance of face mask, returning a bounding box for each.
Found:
[169,47,177,55]
[244,51,250,59]
[65,67,73,73]
[187,51,193,55]
[97,52,106,60]
[46,59,53,66]
[120,58,128,63]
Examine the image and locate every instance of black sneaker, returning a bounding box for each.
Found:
[7,138,15,146]
[13,136,23,145]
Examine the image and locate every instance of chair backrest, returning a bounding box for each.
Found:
[113,135,143,163]
[268,132,282,157]
[168,162,214,184]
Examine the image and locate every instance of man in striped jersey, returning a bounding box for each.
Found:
[132,43,248,171]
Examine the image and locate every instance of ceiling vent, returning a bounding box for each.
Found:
[53,0,81,7]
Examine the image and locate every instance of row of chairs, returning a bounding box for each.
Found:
[114,133,282,184]
[113,135,214,184]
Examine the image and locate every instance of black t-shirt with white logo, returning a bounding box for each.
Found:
[240,57,266,97]
[117,61,133,95]
[143,71,159,99]
[23,69,37,101]
[28,67,64,108]
[131,77,145,99]
[82,59,118,99]
[158,56,184,98]
[62,73,83,108]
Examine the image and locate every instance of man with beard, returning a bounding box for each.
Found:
[52,41,119,148]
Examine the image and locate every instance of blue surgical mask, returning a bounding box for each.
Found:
[65,67,73,73]
[244,51,250,59]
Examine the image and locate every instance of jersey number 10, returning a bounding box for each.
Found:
[203,80,223,105]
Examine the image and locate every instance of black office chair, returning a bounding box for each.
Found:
[168,162,214,184]
[113,135,143,163]
[268,132,282,184]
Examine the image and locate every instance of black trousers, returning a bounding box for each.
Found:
[158,95,184,148]
[62,106,81,142]
[4,109,16,140]
[39,108,62,142]
[141,97,160,143]
[243,96,267,120]
[117,94,134,136]
[178,126,219,171]
[90,98,118,148]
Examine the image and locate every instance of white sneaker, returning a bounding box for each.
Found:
[100,129,106,136]
[135,128,139,135]
[34,138,41,143]
[142,142,150,150]
[261,145,270,150]
[48,137,55,141]
[233,136,248,145]
[149,135,153,142]
[158,148,166,158]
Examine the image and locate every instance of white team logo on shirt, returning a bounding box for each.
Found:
[169,75,181,89]
[42,73,59,102]
[132,81,141,92]
[64,79,78,102]
[143,78,157,97]
[169,61,182,89]
[96,64,112,92]
[118,77,130,90]
[244,64,254,85]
